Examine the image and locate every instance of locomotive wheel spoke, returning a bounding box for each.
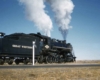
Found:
[55,58,58,63]
[48,56,53,63]
[38,55,43,64]
[45,56,49,64]
[52,57,55,63]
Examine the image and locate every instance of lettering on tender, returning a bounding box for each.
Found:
[12,44,21,48]
[12,44,33,49]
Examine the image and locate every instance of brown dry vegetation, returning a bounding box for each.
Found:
[76,60,100,64]
[0,67,100,80]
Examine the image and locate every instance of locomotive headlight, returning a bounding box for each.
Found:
[45,45,49,49]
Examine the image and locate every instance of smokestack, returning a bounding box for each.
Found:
[19,0,53,37]
[46,0,74,40]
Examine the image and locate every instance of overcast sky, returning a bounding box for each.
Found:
[0,0,100,60]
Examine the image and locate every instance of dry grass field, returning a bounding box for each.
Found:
[0,67,100,80]
[0,60,100,80]
[76,60,100,64]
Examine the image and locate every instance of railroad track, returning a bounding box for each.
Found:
[0,63,100,69]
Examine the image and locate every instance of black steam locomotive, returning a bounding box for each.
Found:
[0,32,76,65]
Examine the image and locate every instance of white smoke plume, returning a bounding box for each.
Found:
[46,0,74,40]
[19,0,53,37]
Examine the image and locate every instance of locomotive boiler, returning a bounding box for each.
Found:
[0,32,76,65]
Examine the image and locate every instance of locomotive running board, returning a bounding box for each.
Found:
[53,46,71,50]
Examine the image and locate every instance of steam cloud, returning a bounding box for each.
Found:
[46,0,74,40]
[19,0,74,39]
[19,0,53,37]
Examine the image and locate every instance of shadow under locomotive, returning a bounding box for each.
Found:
[0,32,76,65]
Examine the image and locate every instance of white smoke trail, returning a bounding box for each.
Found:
[19,0,53,37]
[46,0,74,40]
